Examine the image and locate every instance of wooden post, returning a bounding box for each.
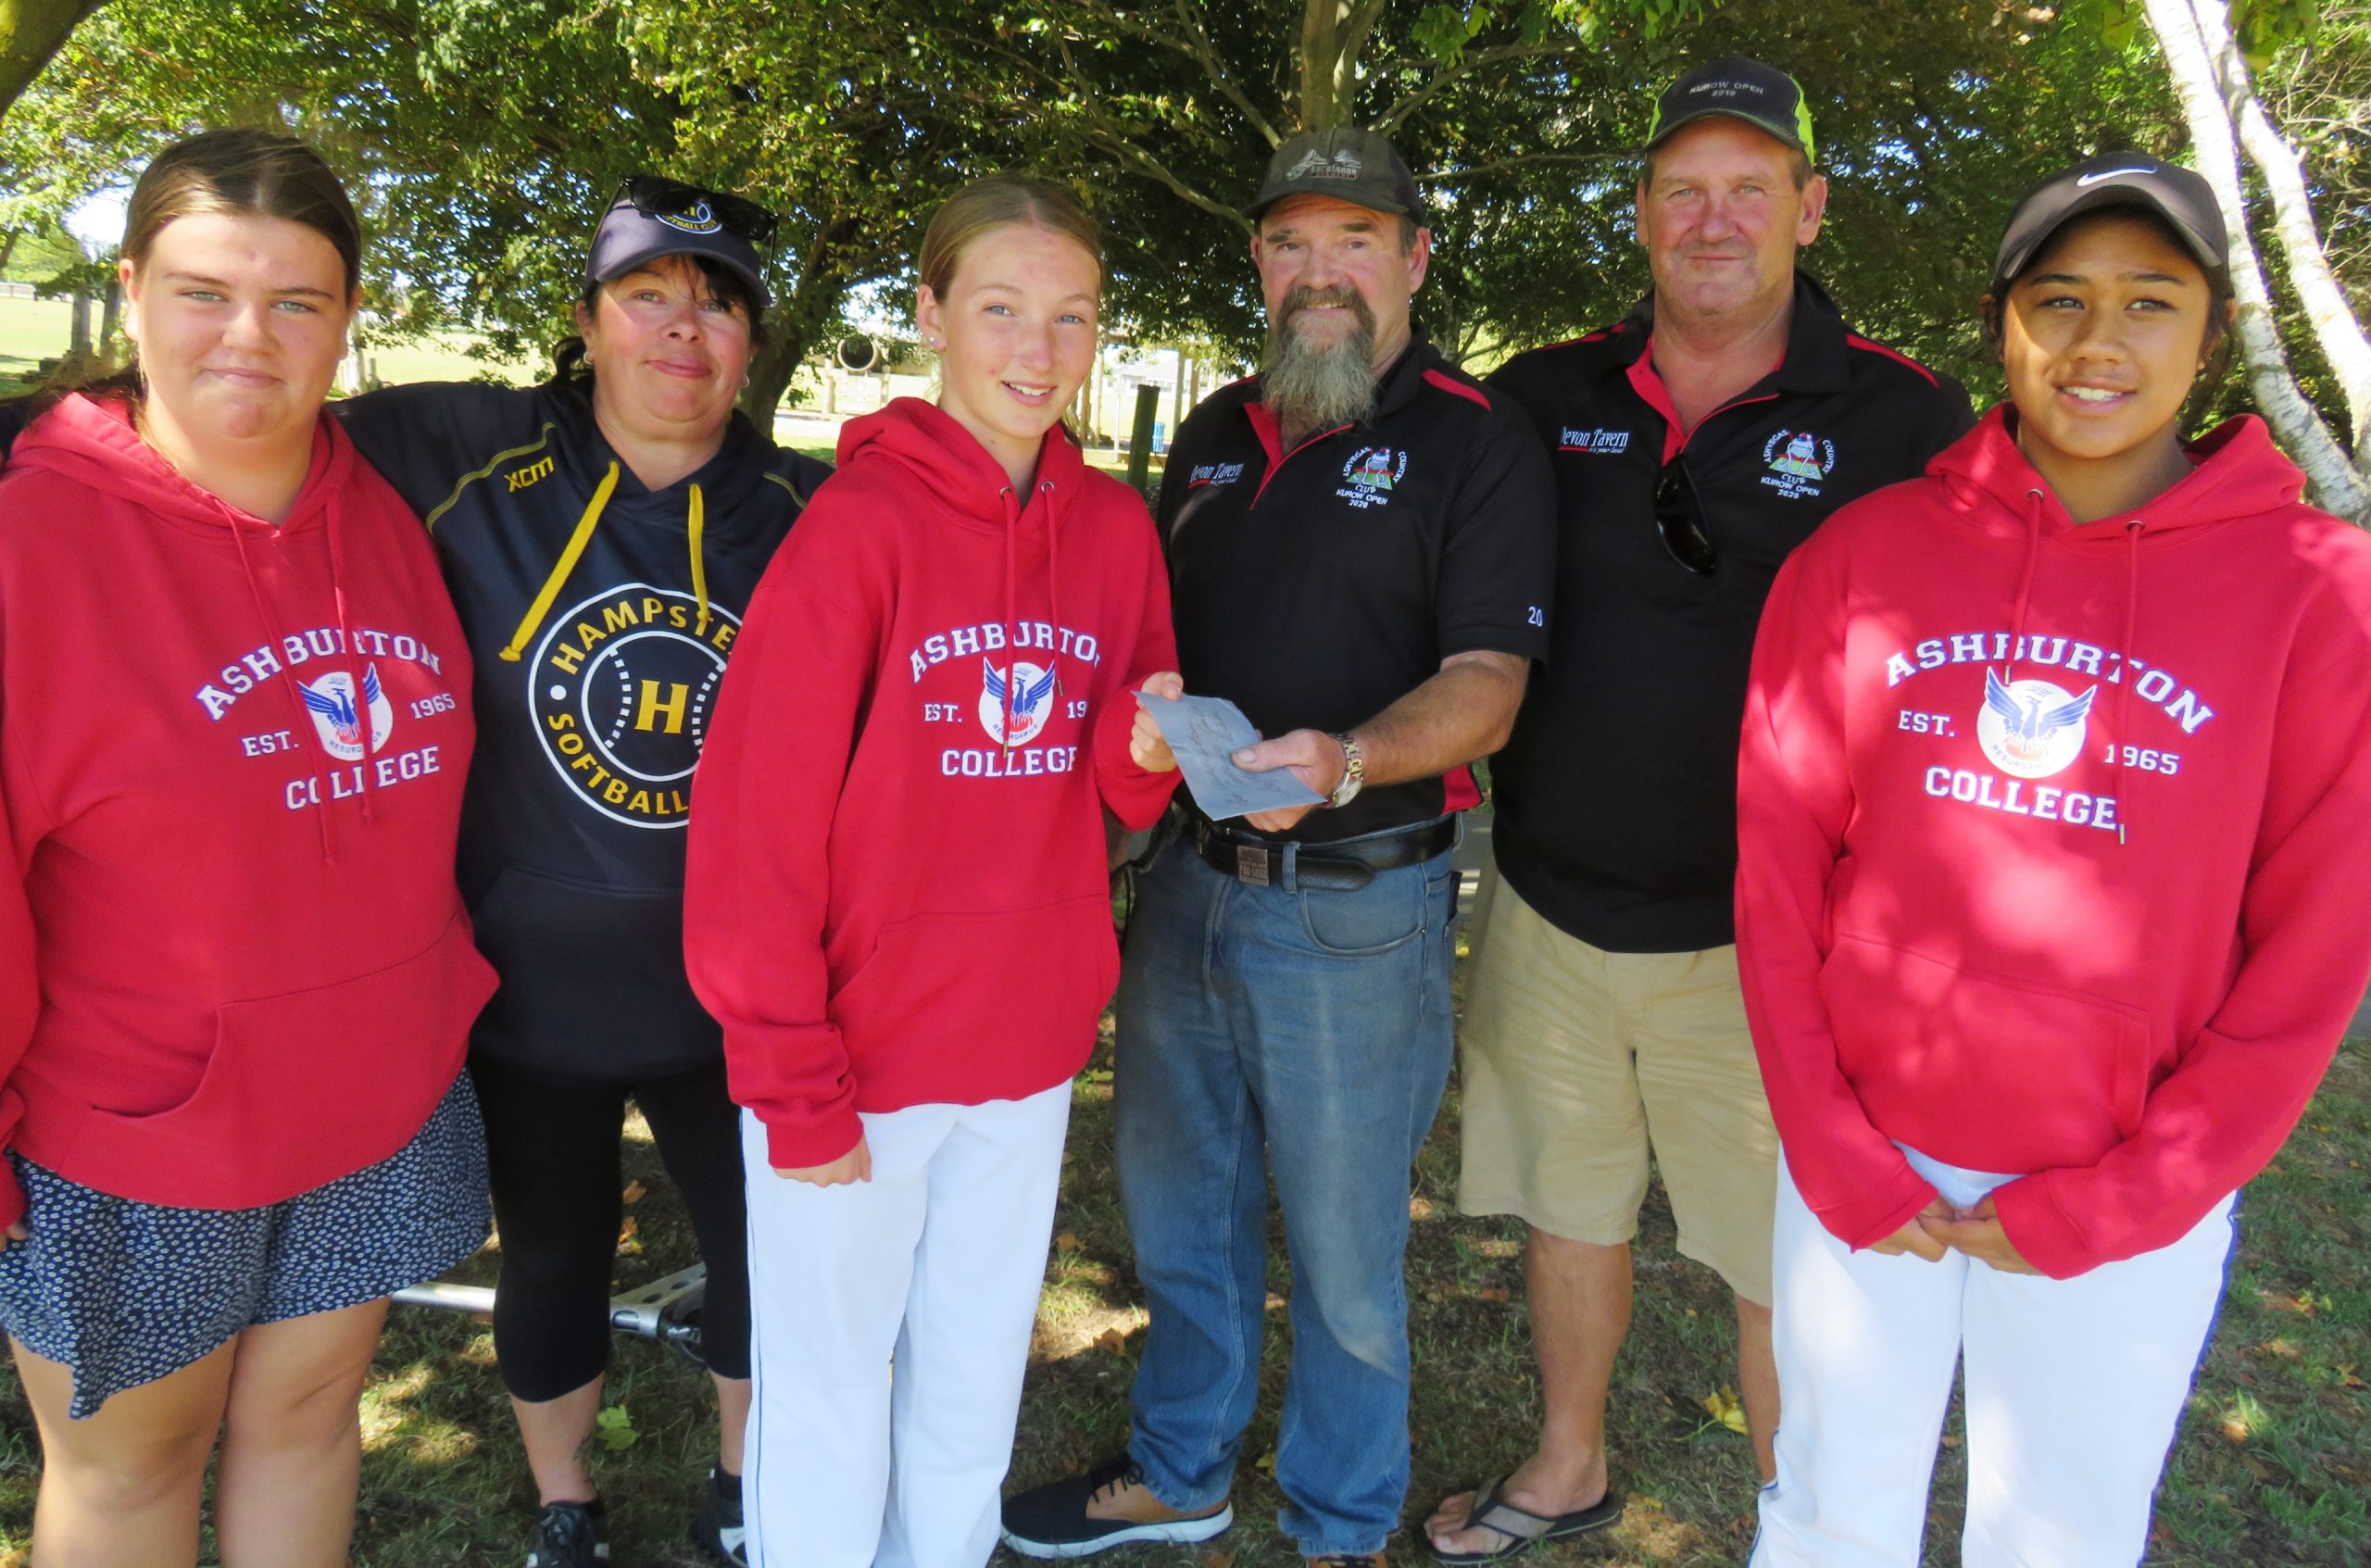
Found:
[1126,383,1160,495]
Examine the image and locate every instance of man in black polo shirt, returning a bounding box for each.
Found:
[1002,128,1554,1567]
[1424,59,1974,1560]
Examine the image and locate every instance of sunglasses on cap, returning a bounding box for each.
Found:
[616,174,780,248]
[1653,457,1716,575]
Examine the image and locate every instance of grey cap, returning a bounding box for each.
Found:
[1246,127,1422,223]
[1992,151,2229,295]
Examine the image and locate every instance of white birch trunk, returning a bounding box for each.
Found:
[2144,0,2371,522]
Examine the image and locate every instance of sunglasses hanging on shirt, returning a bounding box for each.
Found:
[1653,456,1717,575]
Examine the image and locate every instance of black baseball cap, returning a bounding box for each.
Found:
[1646,56,1816,161]
[587,176,774,311]
[1246,127,1422,224]
[1991,152,2229,295]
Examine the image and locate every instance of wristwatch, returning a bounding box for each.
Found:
[1325,732,1365,809]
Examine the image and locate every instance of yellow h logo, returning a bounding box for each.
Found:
[634,680,690,734]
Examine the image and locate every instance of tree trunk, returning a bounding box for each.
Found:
[2143,0,2371,522]
[1,0,107,121]
[1297,0,1385,130]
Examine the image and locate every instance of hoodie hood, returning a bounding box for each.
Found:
[1931,405,2304,546]
[836,396,1087,534]
[13,391,349,538]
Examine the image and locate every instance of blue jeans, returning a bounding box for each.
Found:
[1115,824,1458,1557]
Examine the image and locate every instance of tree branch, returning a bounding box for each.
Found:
[2202,4,2371,463]
[1415,149,1632,185]
[2143,0,2369,521]
[1050,28,1242,226]
[1376,40,1589,132]
[1170,0,1282,146]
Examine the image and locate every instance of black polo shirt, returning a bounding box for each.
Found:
[1159,330,1555,844]
[1486,272,1975,951]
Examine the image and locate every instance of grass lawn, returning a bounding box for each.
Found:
[0,963,2361,1565]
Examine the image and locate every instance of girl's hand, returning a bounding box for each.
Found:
[1867,1197,1955,1262]
[1131,672,1185,772]
[1921,1197,2040,1274]
[773,1135,872,1187]
[0,1219,27,1253]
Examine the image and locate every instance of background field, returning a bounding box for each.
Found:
[0,960,2359,1566]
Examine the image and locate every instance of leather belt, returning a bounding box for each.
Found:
[1193,815,1457,890]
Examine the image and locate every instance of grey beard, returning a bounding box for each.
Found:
[1261,301,1377,434]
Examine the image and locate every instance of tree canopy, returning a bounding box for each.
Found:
[0,0,2361,489]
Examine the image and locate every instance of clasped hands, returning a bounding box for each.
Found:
[1870,1195,2039,1274]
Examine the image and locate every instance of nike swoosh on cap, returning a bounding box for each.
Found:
[2076,166,2158,186]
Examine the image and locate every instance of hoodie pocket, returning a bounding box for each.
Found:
[830,894,1120,1056]
[73,910,493,1209]
[1817,932,2152,1169]
[469,866,717,1074]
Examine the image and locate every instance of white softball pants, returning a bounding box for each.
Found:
[1752,1156,2236,1568]
[739,1083,1072,1568]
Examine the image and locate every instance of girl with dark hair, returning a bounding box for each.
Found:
[1736,152,2371,1565]
[333,175,829,1568]
[0,128,496,1566]
[683,172,1181,1568]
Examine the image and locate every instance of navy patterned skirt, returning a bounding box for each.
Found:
[0,1073,488,1417]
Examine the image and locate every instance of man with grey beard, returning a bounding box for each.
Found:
[1001,128,1556,1568]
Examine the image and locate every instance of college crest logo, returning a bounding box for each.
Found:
[655,200,722,234]
[1977,671,2097,779]
[529,584,741,829]
[298,666,394,760]
[1760,429,1837,499]
[981,659,1058,746]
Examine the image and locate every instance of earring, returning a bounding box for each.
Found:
[741,374,752,388]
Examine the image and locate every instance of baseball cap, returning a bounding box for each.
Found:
[587,175,776,311]
[1645,56,1816,162]
[1991,151,2229,295]
[1245,127,1422,224]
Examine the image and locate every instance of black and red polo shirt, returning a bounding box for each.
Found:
[1159,330,1555,844]
[1486,272,1975,952]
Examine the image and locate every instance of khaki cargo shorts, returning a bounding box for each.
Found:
[1457,850,1777,1304]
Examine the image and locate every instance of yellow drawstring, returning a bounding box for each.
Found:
[688,483,710,636]
[499,461,621,662]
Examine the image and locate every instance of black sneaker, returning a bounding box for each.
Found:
[1001,1453,1233,1560]
[689,1467,748,1565]
[523,1498,609,1568]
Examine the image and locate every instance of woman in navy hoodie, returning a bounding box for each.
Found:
[684,173,1180,1568]
[1737,154,2371,1566]
[0,131,493,1568]
[335,177,829,1568]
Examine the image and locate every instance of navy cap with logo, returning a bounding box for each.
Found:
[1245,127,1423,224]
[1645,56,1816,162]
[1991,151,2229,295]
[587,175,776,311]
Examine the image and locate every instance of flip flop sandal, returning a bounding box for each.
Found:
[1427,1474,1624,1564]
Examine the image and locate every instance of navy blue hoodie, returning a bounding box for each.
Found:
[337,379,828,1080]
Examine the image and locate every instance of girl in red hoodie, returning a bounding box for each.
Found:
[0,132,493,1566]
[683,175,1179,1568]
[1736,153,2371,1566]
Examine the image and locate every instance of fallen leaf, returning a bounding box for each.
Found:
[1410,1196,1435,1220]
[2239,1452,2274,1483]
[595,1402,638,1451]
[1630,1494,1664,1511]
[621,1180,646,1205]
[1940,1433,1963,1449]
[617,1216,639,1244]
[1702,1386,1749,1436]
[2220,1412,2251,1442]
[1055,1232,1081,1253]
[1198,1552,1236,1568]
[1476,1287,1511,1303]
[1094,1325,1136,1356]
[1255,1451,1276,1475]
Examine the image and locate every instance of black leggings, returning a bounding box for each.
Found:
[468,1053,752,1399]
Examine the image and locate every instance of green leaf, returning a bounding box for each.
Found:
[594,1402,638,1451]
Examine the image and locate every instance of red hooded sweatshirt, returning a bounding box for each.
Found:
[0,395,495,1227]
[1737,409,2371,1279]
[684,399,1178,1168]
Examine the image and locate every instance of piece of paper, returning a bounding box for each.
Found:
[1139,693,1324,821]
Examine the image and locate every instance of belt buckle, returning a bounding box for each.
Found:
[1234,844,1272,886]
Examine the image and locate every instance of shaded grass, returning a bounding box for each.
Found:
[0,1019,2363,1564]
